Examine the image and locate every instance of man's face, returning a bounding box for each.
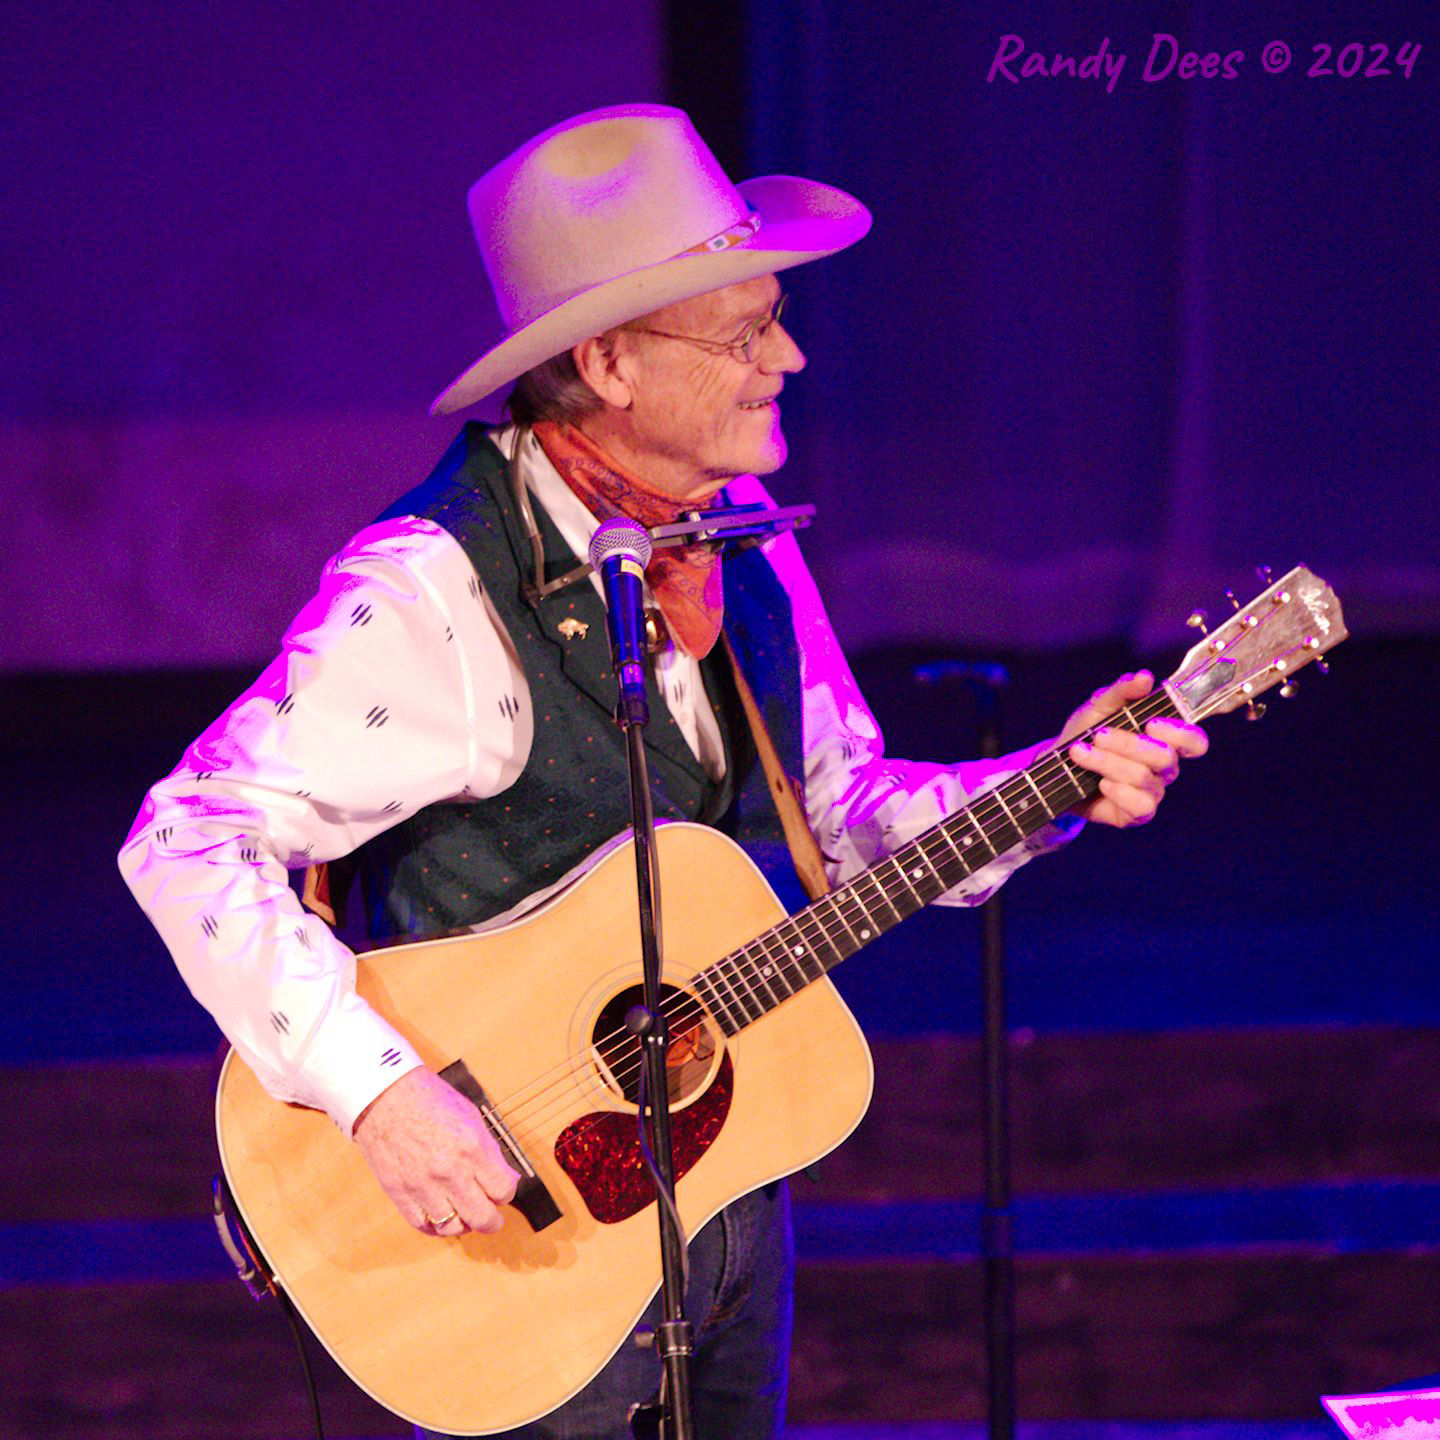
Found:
[605,275,805,500]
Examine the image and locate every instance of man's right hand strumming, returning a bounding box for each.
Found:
[353,1067,520,1237]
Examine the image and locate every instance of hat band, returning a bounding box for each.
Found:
[677,213,762,257]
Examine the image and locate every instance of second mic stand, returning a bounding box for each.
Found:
[915,660,1016,1440]
[617,690,696,1440]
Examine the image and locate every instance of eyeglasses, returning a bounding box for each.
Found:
[627,292,789,364]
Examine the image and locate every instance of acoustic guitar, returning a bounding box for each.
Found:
[215,564,1345,1434]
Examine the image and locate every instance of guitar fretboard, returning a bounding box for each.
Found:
[693,689,1179,1035]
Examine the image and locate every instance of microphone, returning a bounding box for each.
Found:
[588,517,653,729]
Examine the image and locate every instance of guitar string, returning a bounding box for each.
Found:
[480,733,1104,1129]
[514,689,1172,1103]
[525,635,1253,1127]
[536,638,1309,1160]
[483,691,1179,1136]
[491,751,1100,1150]
[484,693,1181,1147]
[499,750,1134,1158]
[508,754,1092,1136]
[489,692,1181,1147]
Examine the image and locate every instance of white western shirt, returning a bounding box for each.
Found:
[119,426,1080,1134]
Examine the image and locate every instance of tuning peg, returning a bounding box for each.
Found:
[1302,637,1331,675]
[1186,609,1209,635]
[1224,588,1241,611]
[1255,565,1274,587]
[1245,700,1267,721]
[1279,680,1298,699]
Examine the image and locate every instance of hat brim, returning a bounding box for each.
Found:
[430,174,871,416]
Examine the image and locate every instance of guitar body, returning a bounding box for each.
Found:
[216,563,1348,1435]
[216,823,874,1435]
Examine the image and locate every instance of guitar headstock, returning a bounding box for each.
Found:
[1166,566,1347,722]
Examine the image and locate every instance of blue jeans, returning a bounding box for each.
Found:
[419,1182,794,1440]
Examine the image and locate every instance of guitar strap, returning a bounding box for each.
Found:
[720,633,831,902]
[301,860,341,929]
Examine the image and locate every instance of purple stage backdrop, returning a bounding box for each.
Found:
[746,0,1439,653]
[2,0,662,670]
[3,0,1436,670]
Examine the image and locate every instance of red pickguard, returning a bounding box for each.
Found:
[554,1053,734,1224]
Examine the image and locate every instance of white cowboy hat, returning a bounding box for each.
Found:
[430,103,872,415]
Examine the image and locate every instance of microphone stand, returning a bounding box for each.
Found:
[620,714,696,1440]
[596,574,694,1440]
[563,508,813,1439]
[914,660,1015,1440]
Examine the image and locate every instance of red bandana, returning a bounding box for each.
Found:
[532,420,726,659]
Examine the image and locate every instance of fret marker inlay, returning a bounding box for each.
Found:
[687,683,1196,1040]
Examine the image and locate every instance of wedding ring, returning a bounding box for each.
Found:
[426,1208,459,1229]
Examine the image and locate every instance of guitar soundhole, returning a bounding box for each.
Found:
[591,982,719,1108]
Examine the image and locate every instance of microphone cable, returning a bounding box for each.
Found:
[213,1173,325,1440]
[277,1286,326,1440]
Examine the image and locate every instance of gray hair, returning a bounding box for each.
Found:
[506,348,606,427]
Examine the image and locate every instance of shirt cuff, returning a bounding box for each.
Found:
[295,994,425,1136]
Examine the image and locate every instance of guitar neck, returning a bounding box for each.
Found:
[693,688,1180,1036]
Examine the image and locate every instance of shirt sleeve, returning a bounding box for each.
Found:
[724,477,1083,906]
[118,516,533,1134]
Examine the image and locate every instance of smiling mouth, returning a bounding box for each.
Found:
[738,397,779,411]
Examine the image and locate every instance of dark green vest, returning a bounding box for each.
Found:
[348,425,810,943]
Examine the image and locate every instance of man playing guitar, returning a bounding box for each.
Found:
[121,105,1205,1438]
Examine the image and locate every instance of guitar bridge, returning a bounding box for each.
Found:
[440,1059,563,1232]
